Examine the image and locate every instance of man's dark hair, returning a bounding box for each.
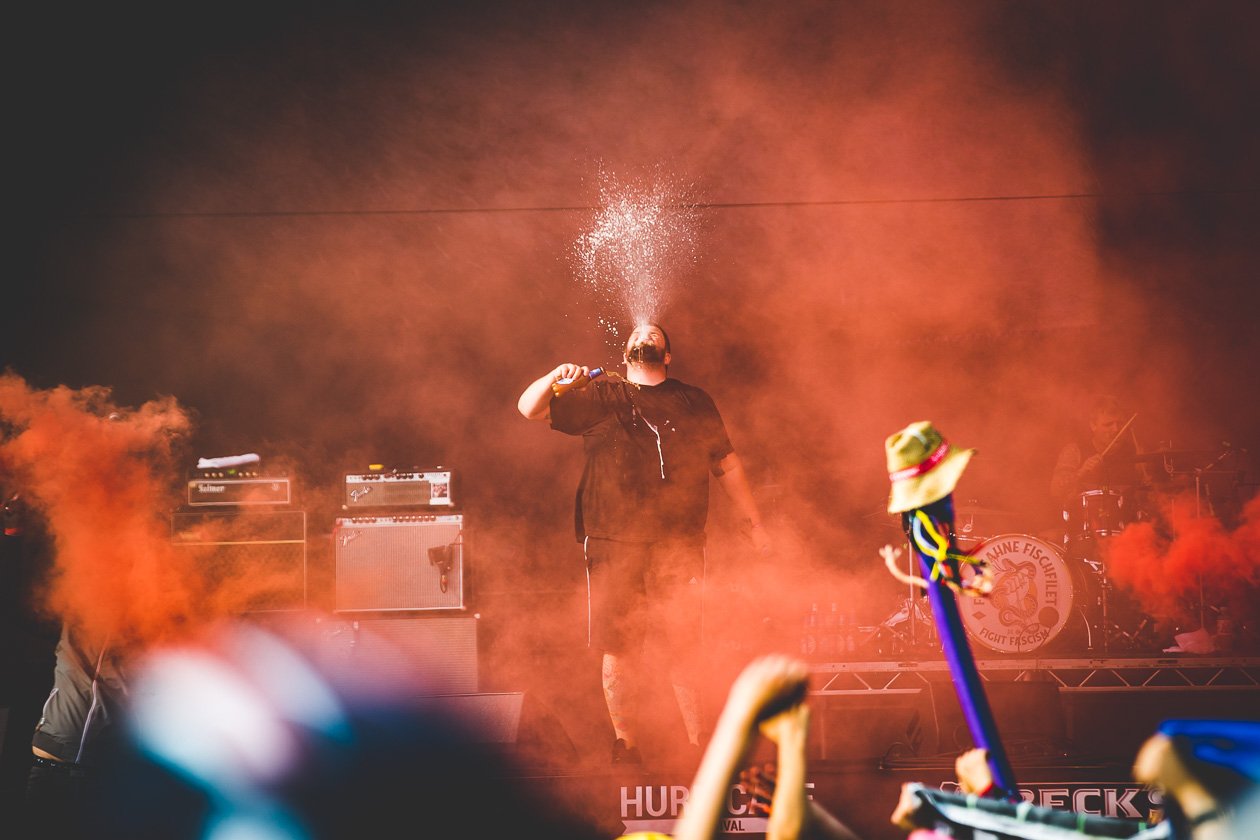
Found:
[1089,394,1122,422]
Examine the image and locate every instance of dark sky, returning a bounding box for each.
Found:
[7,1,1260,663]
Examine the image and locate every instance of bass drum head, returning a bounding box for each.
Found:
[961,534,1075,655]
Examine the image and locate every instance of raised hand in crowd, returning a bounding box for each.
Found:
[668,655,809,840]
[954,747,995,797]
[741,709,862,840]
[757,701,811,840]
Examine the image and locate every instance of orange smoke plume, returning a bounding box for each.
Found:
[1102,488,1260,626]
[0,372,201,648]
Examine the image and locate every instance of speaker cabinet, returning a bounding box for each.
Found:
[171,509,307,612]
[318,614,479,695]
[334,514,465,612]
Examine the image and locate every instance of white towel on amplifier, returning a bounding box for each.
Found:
[196,453,262,469]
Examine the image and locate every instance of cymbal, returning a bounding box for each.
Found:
[1124,449,1221,464]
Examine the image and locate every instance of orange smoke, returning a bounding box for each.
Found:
[0,372,208,648]
[1102,488,1260,626]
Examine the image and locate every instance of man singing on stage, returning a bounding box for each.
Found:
[517,322,769,766]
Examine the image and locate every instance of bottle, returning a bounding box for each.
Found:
[822,602,839,659]
[800,603,819,658]
[1216,607,1235,652]
[835,605,849,659]
[551,367,604,397]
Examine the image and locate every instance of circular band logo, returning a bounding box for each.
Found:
[962,534,1073,654]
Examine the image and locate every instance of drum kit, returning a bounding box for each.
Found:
[873,496,1155,657]
[874,440,1245,658]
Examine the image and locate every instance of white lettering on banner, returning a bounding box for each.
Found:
[728,781,814,815]
[728,784,748,815]
[622,785,688,819]
[1072,789,1102,814]
[619,783,774,835]
[941,781,1154,820]
[620,786,642,816]
[1106,787,1142,818]
[620,818,770,835]
[1040,788,1070,810]
[644,786,669,817]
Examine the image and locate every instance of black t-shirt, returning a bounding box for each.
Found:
[1076,429,1144,490]
[549,376,734,542]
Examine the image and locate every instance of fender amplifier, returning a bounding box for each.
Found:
[343,469,454,509]
[334,513,464,612]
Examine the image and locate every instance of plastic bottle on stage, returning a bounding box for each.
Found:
[551,367,604,397]
[822,602,839,658]
[800,603,820,658]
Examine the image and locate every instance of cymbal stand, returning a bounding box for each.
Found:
[1076,537,1114,655]
[1189,446,1230,630]
[1082,543,1156,654]
[1098,561,1112,654]
[1066,491,1107,654]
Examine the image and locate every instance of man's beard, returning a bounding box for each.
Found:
[626,343,666,365]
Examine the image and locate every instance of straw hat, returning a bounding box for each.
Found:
[885,421,975,513]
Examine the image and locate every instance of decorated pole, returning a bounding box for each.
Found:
[883,422,1019,800]
[910,500,1018,799]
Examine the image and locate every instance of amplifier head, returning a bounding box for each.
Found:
[187,476,291,507]
[343,468,454,510]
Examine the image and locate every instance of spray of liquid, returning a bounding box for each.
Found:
[572,163,702,347]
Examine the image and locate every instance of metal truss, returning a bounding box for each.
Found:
[808,657,1260,695]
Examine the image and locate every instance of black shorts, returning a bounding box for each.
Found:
[584,535,705,658]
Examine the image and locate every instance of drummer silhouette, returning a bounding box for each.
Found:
[1050,394,1152,543]
[1047,394,1163,654]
